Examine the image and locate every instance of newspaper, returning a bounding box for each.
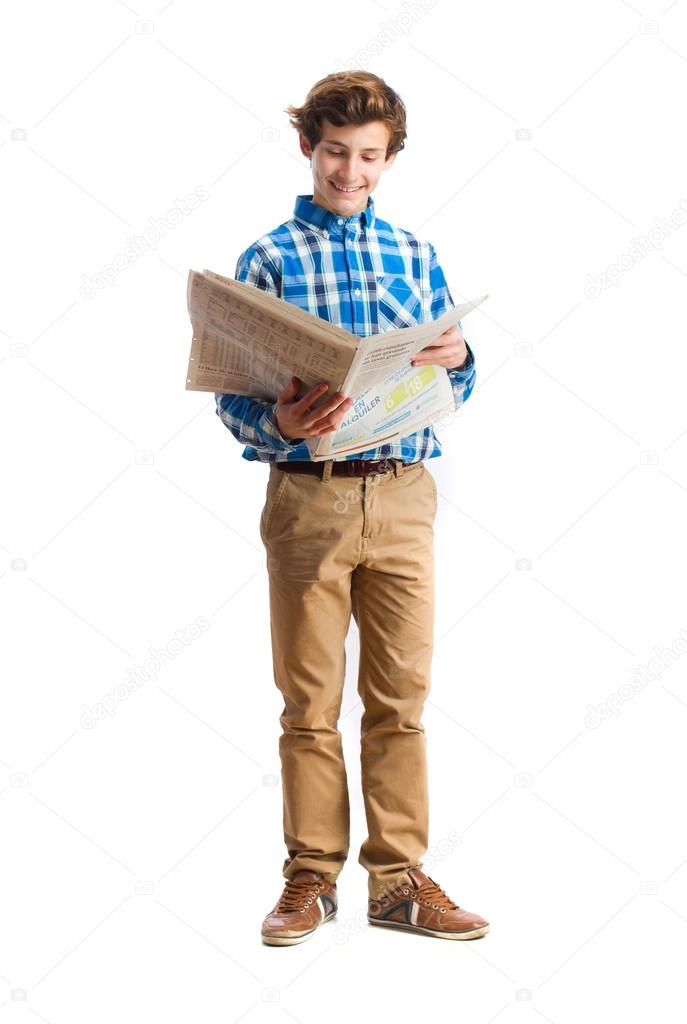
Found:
[185,268,489,460]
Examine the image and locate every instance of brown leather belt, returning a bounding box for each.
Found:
[276,458,421,478]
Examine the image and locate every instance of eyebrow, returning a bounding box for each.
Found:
[321,139,386,152]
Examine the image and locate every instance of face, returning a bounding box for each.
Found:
[299,118,397,216]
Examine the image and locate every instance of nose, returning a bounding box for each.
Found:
[340,155,364,180]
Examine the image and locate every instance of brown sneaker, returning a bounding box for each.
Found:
[368,867,489,940]
[261,870,338,946]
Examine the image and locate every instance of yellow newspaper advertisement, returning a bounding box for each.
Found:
[185,268,488,460]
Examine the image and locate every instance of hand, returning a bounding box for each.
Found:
[410,324,467,370]
[275,377,353,441]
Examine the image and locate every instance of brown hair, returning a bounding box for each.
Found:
[285,71,407,159]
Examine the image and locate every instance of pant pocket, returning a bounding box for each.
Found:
[422,464,438,513]
[260,471,290,544]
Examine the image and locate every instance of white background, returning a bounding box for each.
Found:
[2,0,687,1019]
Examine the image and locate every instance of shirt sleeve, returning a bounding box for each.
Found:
[428,242,477,407]
[214,245,306,452]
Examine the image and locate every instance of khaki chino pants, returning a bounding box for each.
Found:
[259,458,437,901]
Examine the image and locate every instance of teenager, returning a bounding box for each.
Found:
[215,71,489,945]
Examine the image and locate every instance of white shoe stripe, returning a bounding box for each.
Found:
[317,895,327,919]
[410,900,419,925]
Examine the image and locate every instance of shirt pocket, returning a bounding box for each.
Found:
[375,273,423,331]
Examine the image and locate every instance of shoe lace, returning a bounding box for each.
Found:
[414,876,460,910]
[276,876,322,912]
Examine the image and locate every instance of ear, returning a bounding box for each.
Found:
[299,134,313,160]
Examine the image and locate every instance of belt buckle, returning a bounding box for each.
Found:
[368,458,394,477]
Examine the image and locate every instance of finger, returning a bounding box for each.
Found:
[296,381,329,409]
[278,375,299,397]
[309,394,352,424]
[412,349,450,364]
[415,344,443,354]
[295,395,349,433]
[307,397,353,432]
[313,415,346,436]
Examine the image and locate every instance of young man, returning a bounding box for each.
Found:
[215,71,489,945]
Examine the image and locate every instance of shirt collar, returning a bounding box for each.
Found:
[293,193,376,238]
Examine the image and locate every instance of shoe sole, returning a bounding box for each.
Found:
[261,909,337,946]
[367,916,489,940]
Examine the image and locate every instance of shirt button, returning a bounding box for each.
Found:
[354,288,361,296]
[337,218,344,224]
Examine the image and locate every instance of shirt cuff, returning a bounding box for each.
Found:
[261,403,305,451]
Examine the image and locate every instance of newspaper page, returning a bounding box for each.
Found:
[297,293,488,458]
[185,267,488,457]
[185,270,357,400]
[338,296,487,396]
[306,360,456,460]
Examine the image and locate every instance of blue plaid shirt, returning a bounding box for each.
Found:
[215,193,476,463]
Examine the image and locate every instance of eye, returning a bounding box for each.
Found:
[326,149,378,161]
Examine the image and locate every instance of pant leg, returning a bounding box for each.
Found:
[350,461,437,900]
[260,464,363,884]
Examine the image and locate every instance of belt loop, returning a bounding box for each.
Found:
[321,460,334,482]
[392,458,402,478]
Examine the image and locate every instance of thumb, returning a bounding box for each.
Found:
[278,375,299,403]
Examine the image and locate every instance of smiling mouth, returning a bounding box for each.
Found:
[329,181,364,193]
